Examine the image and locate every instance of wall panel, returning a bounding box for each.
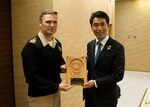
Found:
[53,0,109,58]
[115,0,150,71]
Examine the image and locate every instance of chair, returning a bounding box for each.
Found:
[139,88,150,107]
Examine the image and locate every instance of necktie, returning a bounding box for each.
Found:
[94,42,101,65]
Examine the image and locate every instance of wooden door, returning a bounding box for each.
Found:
[0,0,15,106]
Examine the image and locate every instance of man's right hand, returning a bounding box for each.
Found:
[59,83,74,91]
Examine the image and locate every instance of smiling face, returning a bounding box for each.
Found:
[91,17,110,41]
[39,14,58,36]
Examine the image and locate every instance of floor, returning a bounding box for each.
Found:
[118,71,150,107]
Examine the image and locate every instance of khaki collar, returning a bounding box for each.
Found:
[38,31,57,47]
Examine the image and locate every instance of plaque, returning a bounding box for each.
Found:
[66,56,87,85]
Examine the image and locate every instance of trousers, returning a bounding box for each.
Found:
[28,91,60,107]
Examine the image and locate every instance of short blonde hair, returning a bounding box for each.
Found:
[39,9,58,21]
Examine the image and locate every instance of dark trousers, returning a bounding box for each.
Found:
[85,94,117,107]
[85,94,98,107]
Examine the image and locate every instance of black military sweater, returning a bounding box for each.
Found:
[21,36,65,97]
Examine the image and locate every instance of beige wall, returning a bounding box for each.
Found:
[115,0,150,72]
[12,0,53,107]
[53,0,114,59]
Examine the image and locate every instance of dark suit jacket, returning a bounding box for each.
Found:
[21,35,65,97]
[83,37,125,107]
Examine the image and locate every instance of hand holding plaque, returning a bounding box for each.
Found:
[66,56,87,85]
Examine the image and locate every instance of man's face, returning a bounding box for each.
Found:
[39,14,58,36]
[91,17,109,41]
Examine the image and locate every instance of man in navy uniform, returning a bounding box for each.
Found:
[21,9,72,107]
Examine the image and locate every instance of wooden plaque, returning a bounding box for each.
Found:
[66,56,87,85]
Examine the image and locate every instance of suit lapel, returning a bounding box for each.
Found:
[90,40,96,67]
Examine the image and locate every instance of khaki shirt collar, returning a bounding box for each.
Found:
[38,31,57,47]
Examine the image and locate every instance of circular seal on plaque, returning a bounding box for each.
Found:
[69,58,84,77]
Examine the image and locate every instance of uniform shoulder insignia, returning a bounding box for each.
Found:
[29,38,36,44]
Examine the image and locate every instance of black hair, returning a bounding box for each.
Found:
[89,11,109,26]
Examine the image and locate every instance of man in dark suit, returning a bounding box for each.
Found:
[21,9,72,107]
[83,10,125,107]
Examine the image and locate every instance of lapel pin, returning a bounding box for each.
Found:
[107,45,111,50]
